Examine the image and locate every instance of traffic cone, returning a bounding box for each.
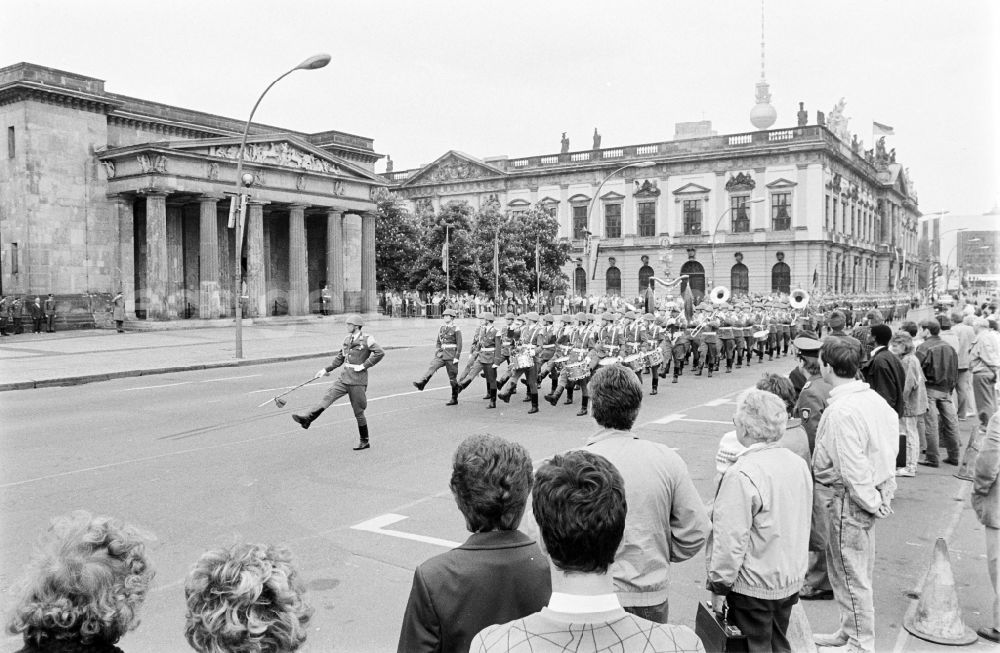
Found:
[954,428,984,482]
[786,600,817,652]
[903,538,977,645]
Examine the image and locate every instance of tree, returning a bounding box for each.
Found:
[408,201,479,294]
[373,188,420,291]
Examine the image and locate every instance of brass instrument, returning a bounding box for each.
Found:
[709,285,730,305]
[790,288,810,310]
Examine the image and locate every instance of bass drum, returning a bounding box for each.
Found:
[565,361,590,382]
[644,348,664,367]
[621,353,645,371]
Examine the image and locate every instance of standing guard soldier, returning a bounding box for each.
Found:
[292,314,385,451]
[412,308,463,405]
[0,295,8,336]
[44,293,57,333]
[457,312,501,408]
[718,310,736,373]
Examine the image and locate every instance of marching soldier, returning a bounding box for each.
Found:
[545,312,592,416]
[498,312,542,413]
[292,314,385,451]
[718,310,736,373]
[456,312,501,408]
[620,311,646,383]
[455,318,484,389]
[539,314,572,397]
[412,308,463,405]
[642,313,664,395]
[494,313,522,396]
[696,312,720,377]
[779,308,792,356]
[668,314,692,383]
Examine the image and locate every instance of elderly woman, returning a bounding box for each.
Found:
[184,543,312,653]
[890,331,928,477]
[707,389,812,653]
[397,434,550,653]
[6,511,155,653]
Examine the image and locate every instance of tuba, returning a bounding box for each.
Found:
[789,288,810,310]
[710,286,730,305]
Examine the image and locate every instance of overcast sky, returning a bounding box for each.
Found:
[3,0,997,217]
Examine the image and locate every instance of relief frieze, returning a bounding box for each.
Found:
[209,141,340,174]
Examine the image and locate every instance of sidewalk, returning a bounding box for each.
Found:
[0,313,453,392]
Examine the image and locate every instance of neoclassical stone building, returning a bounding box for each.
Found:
[0,63,385,325]
[386,112,921,302]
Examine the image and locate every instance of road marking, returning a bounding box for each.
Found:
[200,374,261,383]
[120,373,261,392]
[675,418,732,425]
[351,513,461,549]
[652,413,686,424]
[705,397,736,406]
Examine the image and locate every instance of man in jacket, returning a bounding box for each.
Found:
[291,314,384,451]
[970,317,1000,430]
[28,297,43,333]
[953,312,977,420]
[973,413,1000,643]
[862,324,906,417]
[917,319,961,466]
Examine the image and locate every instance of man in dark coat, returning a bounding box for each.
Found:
[863,324,906,416]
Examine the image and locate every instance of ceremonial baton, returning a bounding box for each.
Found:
[257,376,318,408]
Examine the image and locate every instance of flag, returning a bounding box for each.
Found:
[873,121,895,136]
[535,240,540,278]
[441,237,449,273]
[682,282,694,321]
[812,268,819,288]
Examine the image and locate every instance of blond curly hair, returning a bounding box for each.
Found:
[6,511,155,646]
[184,543,312,653]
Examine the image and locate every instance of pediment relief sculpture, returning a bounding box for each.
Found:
[424,157,490,183]
[209,141,340,175]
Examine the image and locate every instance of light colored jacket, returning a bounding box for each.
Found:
[973,413,1000,529]
[900,352,928,417]
[707,444,812,600]
[953,323,975,369]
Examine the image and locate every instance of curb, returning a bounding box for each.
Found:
[0,345,413,392]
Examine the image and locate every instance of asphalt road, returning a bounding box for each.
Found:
[0,343,990,652]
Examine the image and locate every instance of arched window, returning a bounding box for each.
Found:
[606,267,622,296]
[771,262,791,294]
[574,267,587,295]
[731,263,749,296]
[638,265,654,293]
[680,260,706,302]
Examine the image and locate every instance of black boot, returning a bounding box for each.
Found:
[694,367,703,376]
[292,407,323,430]
[545,386,564,406]
[457,378,472,394]
[672,374,679,383]
[651,378,658,395]
[576,396,589,417]
[726,364,732,373]
[564,386,574,405]
[413,378,427,391]
[498,387,512,403]
[487,390,497,409]
[446,383,458,406]
[353,424,370,451]
[527,393,539,414]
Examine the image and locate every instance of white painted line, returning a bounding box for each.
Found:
[198,374,261,383]
[705,397,735,406]
[120,381,190,391]
[652,413,686,424]
[675,418,732,425]
[351,513,462,549]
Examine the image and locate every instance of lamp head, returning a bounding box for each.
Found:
[296,54,331,70]
[632,161,657,169]
[748,197,765,204]
[241,172,255,187]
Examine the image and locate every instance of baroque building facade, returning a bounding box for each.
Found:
[0,63,385,326]
[386,114,921,303]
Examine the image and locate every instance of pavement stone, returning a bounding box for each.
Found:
[0,313,460,391]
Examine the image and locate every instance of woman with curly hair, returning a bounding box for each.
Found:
[6,511,155,653]
[184,543,312,653]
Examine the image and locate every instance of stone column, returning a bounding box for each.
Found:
[288,204,309,316]
[145,192,168,319]
[245,201,267,318]
[325,209,344,313]
[361,212,377,313]
[199,196,221,319]
[113,195,136,317]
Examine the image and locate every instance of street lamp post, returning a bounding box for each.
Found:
[931,226,967,301]
[709,198,764,288]
[230,54,330,359]
[944,238,982,292]
[586,160,656,281]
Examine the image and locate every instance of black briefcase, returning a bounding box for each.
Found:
[695,601,749,653]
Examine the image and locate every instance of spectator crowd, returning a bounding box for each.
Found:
[5,296,1000,652]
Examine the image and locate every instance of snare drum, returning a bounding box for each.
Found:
[753,329,770,341]
[514,350,535,370]
[622,353,645,371]
[644,348,664,367]
[565,361,590,381]
[598,357,620,367]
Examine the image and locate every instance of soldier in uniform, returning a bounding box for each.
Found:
[718,310,736,373]
[494,313,522,396]
[455,318,483,389]
[790,332,835,601]
[779,307,792,356]
[668,314,692,384]
[412,308,463,405]
[642,313,664,395]
[498,312,542,413]
[44,293,57,333]
[292,314,385,451]
[457,312,501,408]
[0,295,8,336]
[695,312,720,377]
[539,314,572,397]
[620,311,647,383]
[545,312,592,415]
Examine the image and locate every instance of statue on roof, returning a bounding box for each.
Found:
[827,97,850,143]
[593,128,602,150]
[560,132,570,153]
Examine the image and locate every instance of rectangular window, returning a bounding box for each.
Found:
[604,203,621,239]
[683,199,702,235]
[731,196,750,232]
[825,195,831,230]
[572,205,588,240]
[10,242,17,274]
[637,202,656,237]
[543,204,557,218]
[832,198,839,232]
[7,126,13,159]
[771,193,791,231]
[850,204,855,236]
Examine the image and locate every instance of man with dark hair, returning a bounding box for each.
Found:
[471,450,704,652]
[399,434,550,653]
[582,364,708,623]
[812,337,898,653]
[862,324,905,416]
[916,318,960,467]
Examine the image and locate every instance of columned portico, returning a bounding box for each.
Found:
[326,209,345,313]
[144,192,169,320]
[245,201,267,318]
[288,204,309,316]
[199,196,222,318]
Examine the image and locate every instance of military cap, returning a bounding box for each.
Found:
[505,312,516,320]
[345,313,364,327]
[560,314,574,323]
[623,311,636,320]
[542,313,555,323]
[643,313,655,321]
[480,311,496,322]
[600,312,614,321]
[574,312,587,321]
[523,311,540,321]
[586,313,597,322]
[792,330,822,356]
[654,316,667,326]
[442,308,457,317]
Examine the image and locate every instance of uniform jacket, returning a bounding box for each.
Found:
[397,530,551,653]
[623,322,647,354]
[862,346,906,416]
[793,374,832,453]
[536,325,558,361]
[475,325,501,365]
[325,330,385,385]
[434,324,463,361]
[973,413,1000,529]
[43,297,56,316]
[499,326,518,359]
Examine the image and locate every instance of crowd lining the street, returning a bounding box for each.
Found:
[5,295,1000,653]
